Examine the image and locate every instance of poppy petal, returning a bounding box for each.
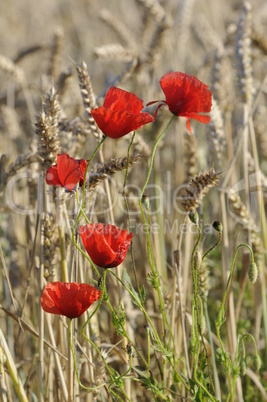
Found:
[79,223,133,268]
[103,87,144,113]
[160,72,212,116]
[91,87,154,139]
[79,224,116,267]
[107,231,133,268]
[57,154,81,191]
[46,166,61,187]
[91,108,154,139]
[147,71,212,133]
[41,282,101,319]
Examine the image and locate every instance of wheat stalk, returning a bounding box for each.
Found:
[235,1,253,106]
[87,152,141,190]
[180,168,220,212]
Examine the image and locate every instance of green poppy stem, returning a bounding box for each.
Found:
[138,116,175,342]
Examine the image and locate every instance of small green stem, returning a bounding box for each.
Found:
[82,136,106,209]
[108,269,190,392]
[71,136,106,277]
[109,355,133,388]
[216,243,255,402]
[104,296,148,368]
[60,223,68,282]
[219,243,254,319]
[138,116,174,342]
[68,319,105,391]
[82,270,107,331]
[204,303,221,400]
[202,232,222,260]
[240,333,258,356]
[123,132,143,305]
[146,326,151,379]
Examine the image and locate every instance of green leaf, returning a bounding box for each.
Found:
[112,304,125,336]
[141,284,146,304]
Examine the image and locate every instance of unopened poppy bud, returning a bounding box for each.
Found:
[253,354,261,371]
[248,262,258,284]
[189,211,199,225]
[213,221,223,233]
[141,195,150,211]
[144,324,150,334]
[240,358,247,376]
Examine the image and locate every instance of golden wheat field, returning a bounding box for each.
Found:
[0,0,267,401]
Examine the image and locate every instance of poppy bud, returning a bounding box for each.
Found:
[248,262,258,284]
[189,211,199,225]
[253,354,261,371]
[144,324,150,334]
[141,195,150,211]
[213,221,223,233]
[240,358,247,376]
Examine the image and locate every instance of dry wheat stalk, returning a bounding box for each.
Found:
[43,213,57,279]
[36,88,60,171]
[194,14,224,53]
[5,152,38,183]
[59,116,91,137]
[0,55,25,83]
[0,155,6,192]
[99,9,136,49]
[43,87,61,137]
[0,105,22,141]
[184,132,198,180]
[252,21,267,55]
[176,0,195,62]
[208,98,226,166]
[138,4,170,68]
[246,151,267,193]
[55,68,73,95]
[254,105,267,159]
[132,133,151,158]
[87,152,141,190]
[94,44,136,63]
[76,62,101,139]
[235,1,253,106]
[135,0,165,20]
[180,168,220,212]
[227,188,262,259]
[13,44,45,64]
[48,27,64,79]
[211,47,233,112]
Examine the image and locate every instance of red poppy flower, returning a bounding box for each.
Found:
[91,87,154,139]
[79,223,133,268]
[41,282,101,319]
[147,72,212,134]
[46,153,88,191]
